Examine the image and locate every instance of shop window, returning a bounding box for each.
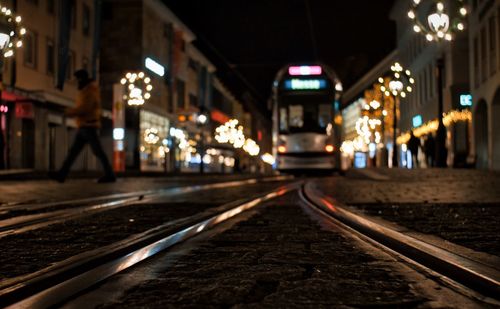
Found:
[23,30,38,69]
[46,39,55,75]
[82,4,91,36]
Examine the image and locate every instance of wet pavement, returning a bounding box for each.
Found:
[1,169,498,307]
[0,181,290,281]
[314,168,500,257]
[68,192,482,308]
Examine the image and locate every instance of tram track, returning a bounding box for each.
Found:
[0,182,300,308]
[2,177,498,307]
[0,176,291,239]
[299,181,500,302]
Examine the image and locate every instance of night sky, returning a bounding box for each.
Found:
[162,0,396,105]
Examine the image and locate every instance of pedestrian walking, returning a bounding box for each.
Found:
[50,69,116,183]
[424,134,436,167]
[408,131,420,168]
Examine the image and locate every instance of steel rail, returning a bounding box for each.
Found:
[301,182,500,300]
[0,176,291,239]
[0,175,292,213]
[0,182,300,308]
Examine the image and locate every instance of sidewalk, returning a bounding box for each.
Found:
[327,168,500,204]
[314,168,500,257]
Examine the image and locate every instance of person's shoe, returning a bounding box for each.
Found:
[48,171,65,183]
[97,175,117,183]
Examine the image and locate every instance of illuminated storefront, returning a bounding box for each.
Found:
[139,110,170,171]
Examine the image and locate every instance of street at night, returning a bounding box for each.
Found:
[0,0,499,308]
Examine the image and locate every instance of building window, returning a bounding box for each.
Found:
[46,39,55,75]
[82,57,89,72]
[24,30,38,69]
[71,0,77,29]
[489,16,497,75]
[176,79,185,110]
[480,27,487,81]
[474,36,479,87]
[47,0,54,14]
[66,51,75,80]
[188,58,199,71]
[82,4,91,36]
[189,94,198,107]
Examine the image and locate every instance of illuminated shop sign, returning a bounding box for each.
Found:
[284,79,327,90]
[288,65,322,76]
[460,94,472,107]
[113,128,125,140]
[145,57,165,77]
[412,115,423,128]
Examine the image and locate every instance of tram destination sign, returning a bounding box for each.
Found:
[284,79,327,91]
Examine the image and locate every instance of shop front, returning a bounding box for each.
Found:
[139,110,170,172]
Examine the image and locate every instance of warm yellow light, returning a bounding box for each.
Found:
[278,145,286,153]
[325,145,334,152]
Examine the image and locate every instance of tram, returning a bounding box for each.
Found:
[272,64,342,173]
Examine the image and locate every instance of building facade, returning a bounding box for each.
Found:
[0,0,101,172]
[390,0,474,168]
[469,0,500,170]
[100,0,218,173]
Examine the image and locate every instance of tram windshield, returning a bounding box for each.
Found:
[279,102,332,134]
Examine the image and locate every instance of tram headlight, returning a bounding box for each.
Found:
[325,145,335,153]
[278,145,287,153]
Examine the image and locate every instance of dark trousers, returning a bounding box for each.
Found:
[59,127,115,179]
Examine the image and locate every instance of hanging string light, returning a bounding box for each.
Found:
[120,72,152,106]
[379,63,414,99]
[408,0,467,42]
[0,4,26,58]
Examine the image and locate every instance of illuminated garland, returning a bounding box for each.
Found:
[215,119,260,156]
[408,0,467,42]
[397,109,471,144]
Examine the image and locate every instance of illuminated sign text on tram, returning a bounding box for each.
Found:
[284,79,327,90]
[288,65,322,76]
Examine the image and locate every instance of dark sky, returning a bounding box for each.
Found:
[162,0,396,105]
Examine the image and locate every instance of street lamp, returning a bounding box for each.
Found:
[196,108,209,174]
[0,5,25,107]
[408,0,467,167]
[378,62,414,167]
[119,71,153,169]
[0,5,25,170]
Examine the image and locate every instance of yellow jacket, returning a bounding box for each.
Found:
[66,81,101,128]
